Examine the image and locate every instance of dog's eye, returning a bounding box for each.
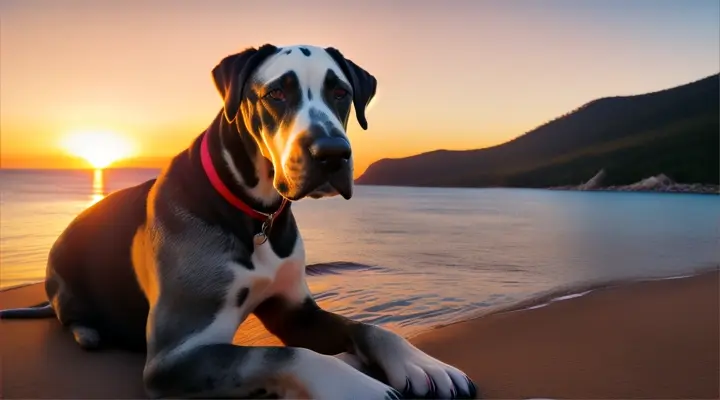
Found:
[266,89,285,101]
[333,88,348,100]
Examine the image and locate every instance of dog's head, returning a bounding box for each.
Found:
[211,44,377,201]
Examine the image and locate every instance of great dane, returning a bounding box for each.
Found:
[1,44,478,399]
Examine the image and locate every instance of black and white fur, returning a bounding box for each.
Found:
[0,44,478,399]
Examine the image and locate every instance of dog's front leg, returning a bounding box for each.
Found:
[255,296,479,399]
[140,245,400,398]
[143,342,403,399]
[142,293,402,400]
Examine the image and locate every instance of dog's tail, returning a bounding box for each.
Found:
[0,301,56,319]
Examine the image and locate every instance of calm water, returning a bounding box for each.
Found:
[1,168,718,338]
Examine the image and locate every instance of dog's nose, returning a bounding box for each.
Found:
[309,137,351,173]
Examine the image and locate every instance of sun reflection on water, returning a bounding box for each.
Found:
[89,169,106,206]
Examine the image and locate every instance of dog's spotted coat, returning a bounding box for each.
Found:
[0,44,478,399]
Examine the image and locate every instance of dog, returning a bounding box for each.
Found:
[0,44,478,399]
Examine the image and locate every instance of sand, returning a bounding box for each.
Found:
[1,268,718,399]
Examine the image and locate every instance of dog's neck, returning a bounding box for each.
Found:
[200,111,283,215]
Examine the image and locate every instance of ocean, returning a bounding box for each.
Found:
[1,168,718,339]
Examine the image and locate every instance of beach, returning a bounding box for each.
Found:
[1,267,717,399]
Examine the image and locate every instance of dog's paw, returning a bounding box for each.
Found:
[392,349,477,399]
[286,350,401,400]
[388,346,477,399]
[365,328,478,399]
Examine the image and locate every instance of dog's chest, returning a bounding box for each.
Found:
[231,234,308,309]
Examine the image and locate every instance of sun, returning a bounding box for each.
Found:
[61,130,135,169]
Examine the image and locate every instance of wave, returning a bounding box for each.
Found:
[305,261,387,276]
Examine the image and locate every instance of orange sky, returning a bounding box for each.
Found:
[1,0,718,176]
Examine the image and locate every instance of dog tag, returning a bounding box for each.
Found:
[253,217,273,247]
[253,232,268,246]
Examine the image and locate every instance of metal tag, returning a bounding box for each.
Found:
[253,217,273,247]
[253,232,268,246]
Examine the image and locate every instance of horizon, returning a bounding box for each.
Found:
[1,0,719,176]
[1,71,717,174]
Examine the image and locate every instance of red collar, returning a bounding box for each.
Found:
[200,131,288,222]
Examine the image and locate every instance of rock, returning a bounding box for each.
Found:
[578,169,606,190]
[623,174,676,191]
[546,172,717,194]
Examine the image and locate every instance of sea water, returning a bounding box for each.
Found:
[1,168,718,338]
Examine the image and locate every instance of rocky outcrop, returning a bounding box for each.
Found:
[551,171,719,194]
[621,174,674,191]
[605,180,719,194]
[578,169,606,190]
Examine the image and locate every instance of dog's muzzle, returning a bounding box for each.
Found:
[290,124,353,200]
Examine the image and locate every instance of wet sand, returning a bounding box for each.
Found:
[1,268,718,399]
[411,268,719,399]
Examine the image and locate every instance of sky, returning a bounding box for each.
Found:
[1,0,718,175]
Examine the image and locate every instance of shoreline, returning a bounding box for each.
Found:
[550,171,719,195]
[406,264,720,339]
[547,185,719,195]
[353,182,720,195]
[3,265,718,323]
[411,267,720,399]
[0,281,42,292]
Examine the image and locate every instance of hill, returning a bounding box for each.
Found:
[356,74,720,188]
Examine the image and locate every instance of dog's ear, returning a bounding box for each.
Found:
[212,44,278,123]
[324,47,377,130]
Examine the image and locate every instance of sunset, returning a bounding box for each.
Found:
[2,1,719,176]
[60,131,136,169]
[1,1,718,399]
